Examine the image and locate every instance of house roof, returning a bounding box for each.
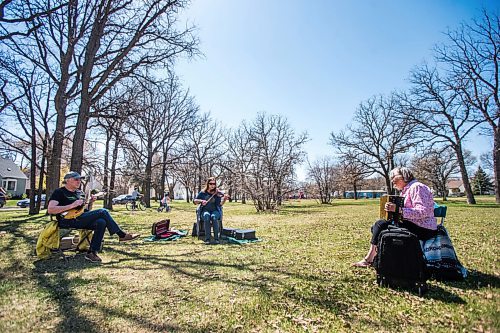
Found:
[0,158,28,179]
[447,179,463,189]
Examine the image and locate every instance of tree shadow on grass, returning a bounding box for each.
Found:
[0,220,38,254]
[32,257,203,333]
[106,246,335,286]
[434,269,500,290]
[33,258,103,333]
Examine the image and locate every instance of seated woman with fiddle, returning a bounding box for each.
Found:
[353,167,437,267]
[193,177,229,245]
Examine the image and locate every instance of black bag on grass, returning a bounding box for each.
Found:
[234,229,256,240]
[374,226,429,296]
[222,227,237,238]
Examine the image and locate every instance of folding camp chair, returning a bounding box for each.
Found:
[47,215,100,262]
[433,203,447,225]
[56,228,94,262]
[194,205,223,240]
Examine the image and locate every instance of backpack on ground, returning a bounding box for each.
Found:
[374,226,429,296]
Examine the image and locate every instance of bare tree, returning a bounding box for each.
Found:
[68,0,199,174]
[2,0,199,204]
[0,57,55,214]
[336,152,373,199]
[157,75,198,199]
[434,10,500,203]
[125,76,198,207]
[182,113,227,194]
[0,0,65,41]
[170,156,197,203]
[411,147,475,201]
[3,0,87,204]
[226,126,256,204]
[330,94,420,193]
[403,64,481,204]
[307,156,338,204]
[480,152,494,175]
[236,113,308,212]
[93,82,138,209]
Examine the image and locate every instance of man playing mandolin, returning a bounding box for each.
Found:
[48,171,140,263]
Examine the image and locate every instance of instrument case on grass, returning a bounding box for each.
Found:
[222,227,237,238]
[151,219,170,238]
[234,229,256,240]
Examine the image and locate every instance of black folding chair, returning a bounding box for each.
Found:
[194,206,223,240]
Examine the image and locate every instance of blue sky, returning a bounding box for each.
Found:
[176,0,498,178]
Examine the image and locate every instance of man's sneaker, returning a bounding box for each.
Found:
[119,233,140,242]
[213,240,220,245]
[204,240,211,245]
[85,252,102,263]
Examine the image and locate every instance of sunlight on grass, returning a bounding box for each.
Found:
[0,198,498,332]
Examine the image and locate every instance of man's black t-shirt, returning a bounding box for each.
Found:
[49,187,83,221]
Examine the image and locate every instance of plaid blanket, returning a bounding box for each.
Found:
[420,225,467,280]
[143,229,188,242]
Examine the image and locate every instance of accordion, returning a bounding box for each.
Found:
[379,195,405,224]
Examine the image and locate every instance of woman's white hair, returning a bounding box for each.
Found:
[390,167,415,183]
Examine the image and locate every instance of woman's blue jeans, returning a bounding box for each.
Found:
[202,210,221,242]
[58,208,123,252]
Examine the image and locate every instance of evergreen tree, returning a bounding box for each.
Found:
[472,166,494,195]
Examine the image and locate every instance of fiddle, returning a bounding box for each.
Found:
[199,190,230,206]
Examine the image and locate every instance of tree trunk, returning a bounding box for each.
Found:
[28,134,37,215]
[45,110,66,208]
[455,145,476,204]
[385,176,392,195]
[494,126,500,203]
[28,104,38,215]
[106,134,120,210]
[160,161,167,199]
[102,132,111,208]
[70,102,90,173]
[143,142,153,208]
[36,139,47,213]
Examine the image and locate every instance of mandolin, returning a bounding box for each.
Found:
[61,191,105,219]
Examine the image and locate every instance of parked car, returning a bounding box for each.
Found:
[112,194,133,205]
[16,194,46,208]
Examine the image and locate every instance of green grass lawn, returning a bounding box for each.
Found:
[0,198,498,332]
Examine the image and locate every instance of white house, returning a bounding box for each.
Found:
[447,179,465,196]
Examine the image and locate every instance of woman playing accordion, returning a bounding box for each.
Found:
[352,167,437,268]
